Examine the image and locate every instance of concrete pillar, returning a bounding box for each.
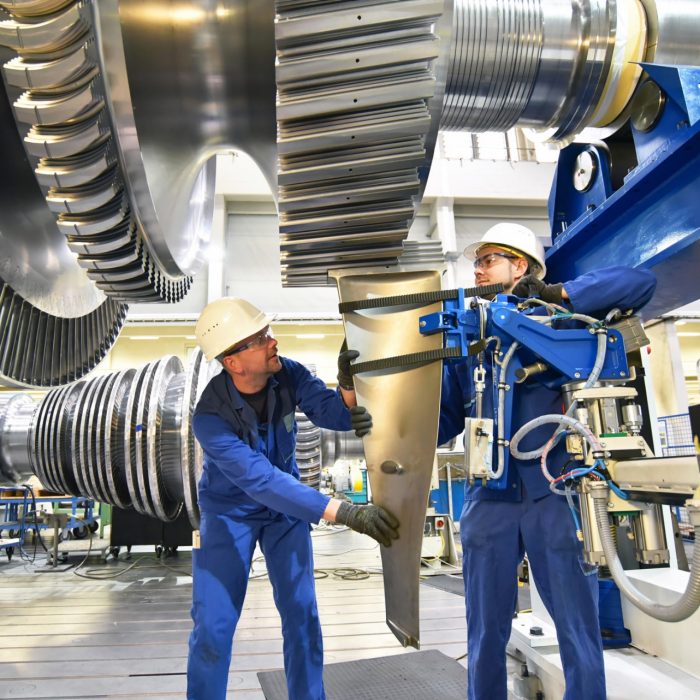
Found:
[205,193,226,302]
[428,197,458,288]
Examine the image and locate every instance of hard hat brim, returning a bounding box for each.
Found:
[463,241,485,259]
[463,240,547,279]
[196,297,273,361]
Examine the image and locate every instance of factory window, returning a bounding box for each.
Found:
[440,129,559,164]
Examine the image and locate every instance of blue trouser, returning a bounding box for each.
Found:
[461,492,606,700]
[187,509,325,700]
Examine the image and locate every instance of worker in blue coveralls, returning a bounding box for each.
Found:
[438,223,657,700]
[188,297,399,700]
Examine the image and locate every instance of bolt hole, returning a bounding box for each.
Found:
[357,15,362,20]
[356,58,360,63]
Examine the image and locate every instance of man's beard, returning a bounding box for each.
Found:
[478,269,515,299]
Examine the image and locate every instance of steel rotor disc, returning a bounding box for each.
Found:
[133,359,162,519]
[161,370,186,502]
[180,350,221,528]
[28,389,50,490]
[92,372,119,504]
[146,355,184,522]
[41,386,65,492]
[123,362,155,515]
[54,380,83,494]
[103,367,135,509]
[84,373,115,503]
[74,376,102,500]
[179,348,203,529]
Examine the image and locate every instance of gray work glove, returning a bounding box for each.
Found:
[512,274,565,305]
[337,341,358,390]
[349,405,372,437]
[335,501,399,547]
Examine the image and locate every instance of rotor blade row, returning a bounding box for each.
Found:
[295,364,321,488]
[0,1,192,303]
[0,278,127,388]
[24,350,220,527]
[296,412,322,489]
[275,0,446,285]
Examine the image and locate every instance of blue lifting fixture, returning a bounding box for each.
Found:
[419,295,629,491]
[545,63,700,319]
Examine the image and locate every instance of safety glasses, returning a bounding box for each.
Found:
[227,327,274,355]
[473,252,519,270]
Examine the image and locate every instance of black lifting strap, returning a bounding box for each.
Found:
[350,347,461,375]
[350,341,487,376]
[337,283,504,314]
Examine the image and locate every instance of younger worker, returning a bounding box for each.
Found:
[439,223,656,700]
[188,297,399,700]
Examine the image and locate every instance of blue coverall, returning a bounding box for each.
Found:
[187,357,352,700]
[438,267,657,700]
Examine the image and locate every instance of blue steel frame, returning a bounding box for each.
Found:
[545,64,700,319]
[420,295,629,489]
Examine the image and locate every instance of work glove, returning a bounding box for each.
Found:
[335,501,399,547]
[512,274,565,305]
[337,340,358,390]
[349,405,372,437]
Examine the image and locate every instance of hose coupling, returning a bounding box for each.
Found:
[588,482,610,500]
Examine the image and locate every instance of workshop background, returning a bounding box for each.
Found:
[0,2,699,699]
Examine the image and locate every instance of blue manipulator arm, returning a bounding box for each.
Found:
[421,294,630,490]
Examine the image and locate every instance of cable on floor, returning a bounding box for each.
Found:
[249,554,384,582]
[313,544,381,556]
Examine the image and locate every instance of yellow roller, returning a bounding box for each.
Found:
[590,0,648,128]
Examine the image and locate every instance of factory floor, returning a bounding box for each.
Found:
[0,526,471,699]
[2,527,695,699]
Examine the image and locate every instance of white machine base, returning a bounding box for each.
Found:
[509,630,700,700]
[508,571,700,698]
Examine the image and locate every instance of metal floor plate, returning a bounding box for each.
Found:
[420,574,465,597]
[258,649,467,700]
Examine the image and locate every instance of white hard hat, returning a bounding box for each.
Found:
[195,297,271,361]
[463,223,547,279]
